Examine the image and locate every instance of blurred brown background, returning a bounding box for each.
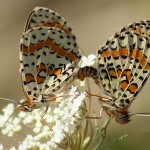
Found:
[1,0,150,149]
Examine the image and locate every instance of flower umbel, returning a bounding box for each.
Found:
[47,86,87,149]
[0,86,87,149]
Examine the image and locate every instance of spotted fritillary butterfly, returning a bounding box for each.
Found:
[95,20,150,123]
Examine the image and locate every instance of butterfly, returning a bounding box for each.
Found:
[91,20,150,124]
[17,7,85,112]
[17,6,100,113]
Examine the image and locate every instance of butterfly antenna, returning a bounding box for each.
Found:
[0,97,20,104]
[47,94,75,101]
[86,108,104,119]
[0,108,18,130]
[0,98,23,130]
[86,91,112,102]
[130,113,150,117]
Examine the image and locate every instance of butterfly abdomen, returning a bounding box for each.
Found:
[78,66,100,85]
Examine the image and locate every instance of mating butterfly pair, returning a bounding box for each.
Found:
[19,7,150,124]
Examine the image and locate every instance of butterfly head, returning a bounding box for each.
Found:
[103,104,131,124]
[115,113,131,124]
[17,101,33,112]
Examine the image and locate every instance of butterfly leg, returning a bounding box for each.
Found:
[86,91,112,102]
[40,106,53,132]
[41,105,49,118]
[86,108,104,119]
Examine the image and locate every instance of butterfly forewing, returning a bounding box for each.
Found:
[25,7,75,39]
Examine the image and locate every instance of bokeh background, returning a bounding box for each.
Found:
[1,0,150,149]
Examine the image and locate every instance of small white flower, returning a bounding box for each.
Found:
[13,117,21,125]
[78,54,96,68]
[18,135,41,150]
[2,103,14,116]
[33,127,41,133]
[80,80,86,86]
[0,144,4,150]
[35,121,42,128]
[10,147,16,150]
[23,115,34,124]
[44,115,54,123]
[13,125,21,132]
[18,111,27,118]
[53,107,60,115]
[39,144,50,150]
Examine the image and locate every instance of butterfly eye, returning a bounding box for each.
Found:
[23,106,32,112]
[116,114,131,124]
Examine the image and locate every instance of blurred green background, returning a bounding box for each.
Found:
[0,0,150,149]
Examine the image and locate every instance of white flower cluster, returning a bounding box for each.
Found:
[78,54,96,68]
[48,86,87,149]
[0,144,4,150]
[0,103,21,137]
[0,54,96,149]
[0,86,87,149]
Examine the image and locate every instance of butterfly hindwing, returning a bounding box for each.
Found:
[97,30,150,109]
[120,20,150,39]
[18,6,83,109]
[20,26,81,102]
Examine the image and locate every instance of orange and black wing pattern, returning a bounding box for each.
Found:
[19,7,82,109]
[97,23,150,109]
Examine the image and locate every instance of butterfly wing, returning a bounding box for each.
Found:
[120,20,150,38]
[24,7,75,38]
[97,30,150,109]
[20,7,82,105]
[20,26,81,102]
